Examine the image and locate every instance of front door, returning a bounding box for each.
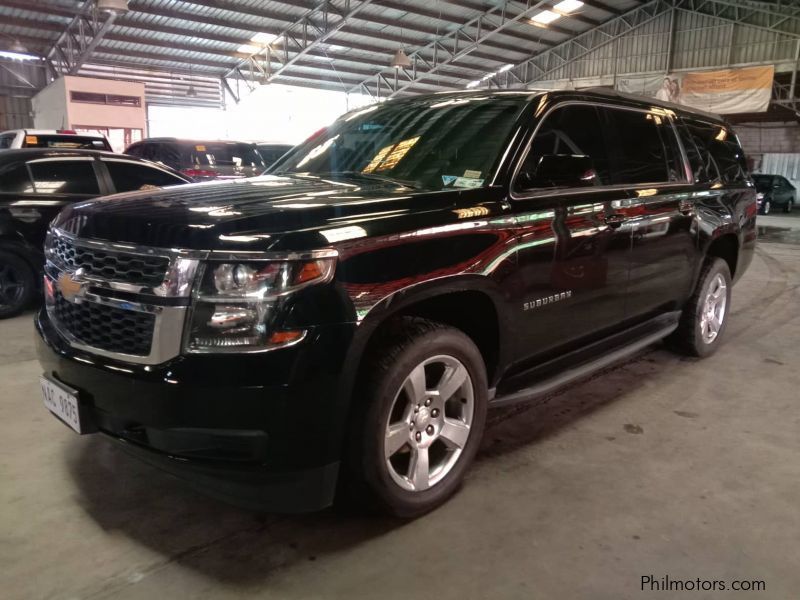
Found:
[509,103,633,360]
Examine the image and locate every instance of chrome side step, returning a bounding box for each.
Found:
[490,323,678,408]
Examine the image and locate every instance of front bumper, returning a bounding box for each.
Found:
[35,308,357,512]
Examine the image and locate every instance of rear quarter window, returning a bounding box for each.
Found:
[104,160,186,192]
[684,120,747,184]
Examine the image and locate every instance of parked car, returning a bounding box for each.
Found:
[752,174,795,214]
[0,149,189,318]
[124,138,265,181]
[0,129,112,152]
[36,90,756,517]
[255,142,293,167]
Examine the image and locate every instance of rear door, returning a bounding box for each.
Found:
[602,106,699,320]
[777,176,794,206]
[1,157,105,252]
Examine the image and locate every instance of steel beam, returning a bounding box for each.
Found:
[223,0,375,84]
[46,0,121,76]
[347,0,556,100]
[491,0,673,88]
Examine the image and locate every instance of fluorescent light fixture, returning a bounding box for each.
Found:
[0,50,39,61]
[466,80,481,88]
[497,64,514,73]
[252,32,277,45]
[554,0,584,13]
[530,10,561,25]
[237,32,278,54]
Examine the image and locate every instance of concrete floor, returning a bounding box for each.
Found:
[2,214,799,600]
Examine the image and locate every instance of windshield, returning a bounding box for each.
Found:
[272,95,528,190]
[183,143,265,168]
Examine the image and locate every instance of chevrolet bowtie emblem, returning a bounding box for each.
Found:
[57,272,86,303]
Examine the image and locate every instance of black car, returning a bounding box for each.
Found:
[35,90,756,517]
[0,149,189,317]
[256,143,293,167]
[125,138,266,181]
[752,174,795,214]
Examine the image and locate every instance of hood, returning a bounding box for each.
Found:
[52,174,464,251]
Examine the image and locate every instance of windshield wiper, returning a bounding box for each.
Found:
[314,171,424,190]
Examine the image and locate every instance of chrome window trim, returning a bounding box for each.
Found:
[509,100,694,202]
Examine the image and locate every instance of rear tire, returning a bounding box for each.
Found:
[666,257,732,358]
[784,199,793,214]
[0,250,36,319]
[342,317,488,518]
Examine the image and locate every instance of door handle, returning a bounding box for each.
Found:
[604,213,626,228]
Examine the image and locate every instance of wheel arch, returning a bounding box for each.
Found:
[334,276,510,424]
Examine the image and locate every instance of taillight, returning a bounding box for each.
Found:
[180,168,218,179]
[56,129,77,134]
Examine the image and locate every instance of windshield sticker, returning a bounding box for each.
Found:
[25,135,38,145]
[453,176,484,189]
[442,175,458,186]
[463,169,482,178]
[195,144,207,152]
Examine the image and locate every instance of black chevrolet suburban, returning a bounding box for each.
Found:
[36,90,757,517]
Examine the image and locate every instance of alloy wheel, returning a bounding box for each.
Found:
[700,273,727,344]
[383,355,474,492]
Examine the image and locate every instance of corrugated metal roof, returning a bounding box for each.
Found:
[0,0,799,107]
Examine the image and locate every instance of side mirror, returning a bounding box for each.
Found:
[519,154,598,189]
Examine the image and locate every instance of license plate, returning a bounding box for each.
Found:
[40,376,84,434]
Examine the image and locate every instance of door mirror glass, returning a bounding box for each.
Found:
[519,154,598,189]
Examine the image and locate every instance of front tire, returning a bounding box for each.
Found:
[761,199,771,215]
[667,257,732,358]
[344,318,488,518]
[784,199,793,213]
[0,250,36,319]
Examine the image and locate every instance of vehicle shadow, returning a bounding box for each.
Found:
[63,346,671,586]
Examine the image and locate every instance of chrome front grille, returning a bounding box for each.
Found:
[52,291,156,356]
[52,235,170,288]
[44,229,198,365]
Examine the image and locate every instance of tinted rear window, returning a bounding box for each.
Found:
[28,160,99,195]
[183,143,264,168]
[684,121,747,184]
[104,160,186,192]
[22,134,111,151]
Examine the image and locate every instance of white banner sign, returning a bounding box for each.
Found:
[617,66,774,114]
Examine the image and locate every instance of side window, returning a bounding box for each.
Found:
[677,121,707,183]
[28,160,100,195]
[685,121,747,184]
[602,107,684,185]
[0,162,33,193]
[516,104,611,190]
[104,161,185,192]
[0,134,14,149]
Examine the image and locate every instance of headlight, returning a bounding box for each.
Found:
[184,255,336,353]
